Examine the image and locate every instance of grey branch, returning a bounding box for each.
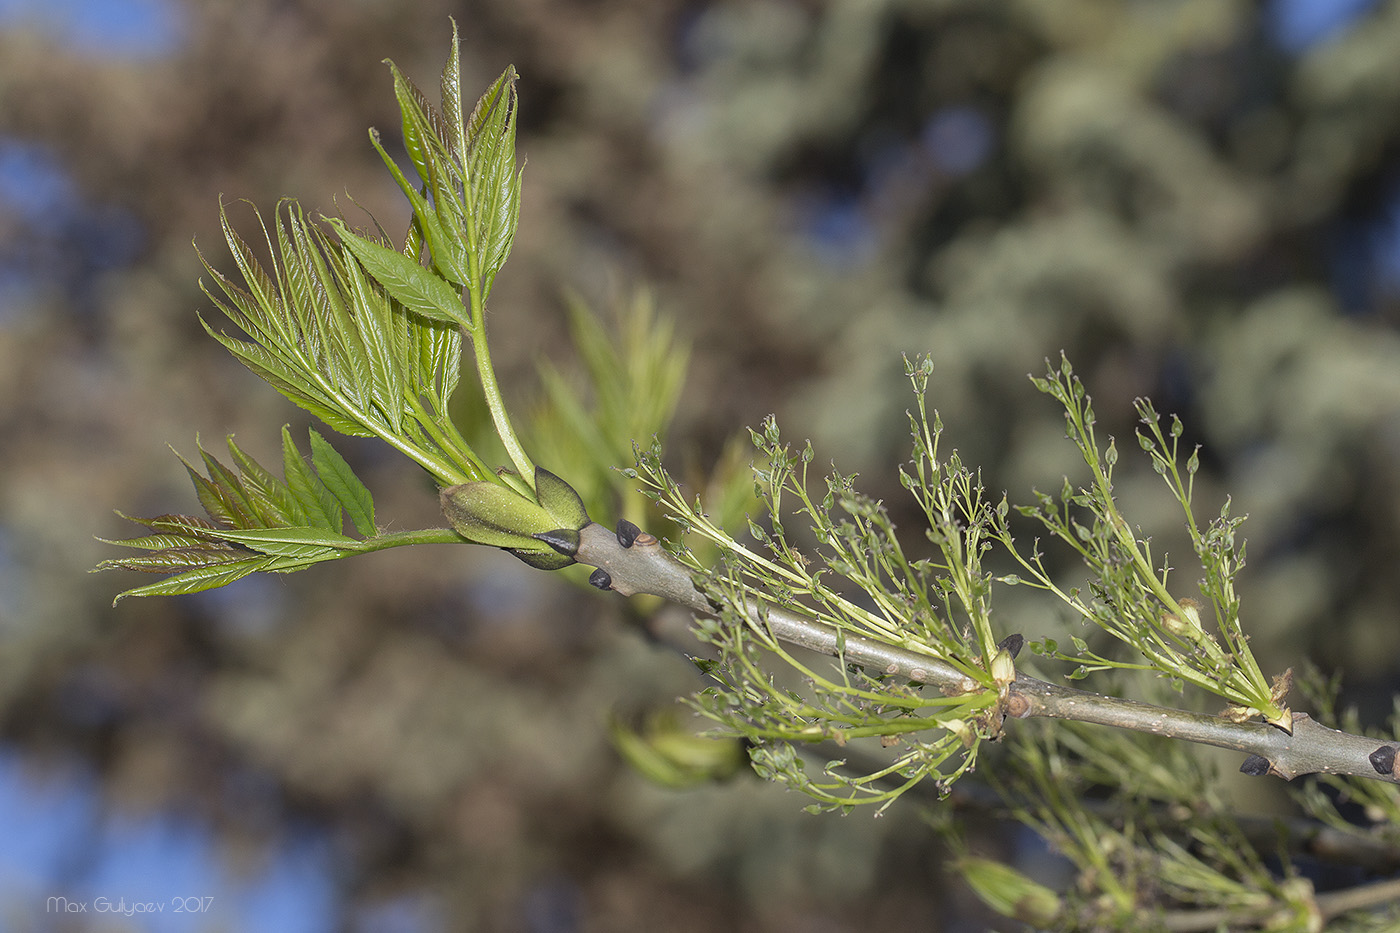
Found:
[574,521,1400,786]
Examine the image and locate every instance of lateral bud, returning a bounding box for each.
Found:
[440,467,590,571]
[1239,754,1271,777]
[997,633,1025,660]
[1369,745,1398,777]
[616,519,642,548]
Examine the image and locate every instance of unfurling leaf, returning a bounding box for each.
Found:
[100,431,392,601]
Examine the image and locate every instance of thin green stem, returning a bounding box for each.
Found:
[356,527,468,551]
[464,286,534,483]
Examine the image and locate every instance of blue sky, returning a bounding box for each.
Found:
[0,749,339,932]
[1271,0,1378,52]
[0,0,183,57]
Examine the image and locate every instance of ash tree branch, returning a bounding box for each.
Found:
[573,520,1400,788]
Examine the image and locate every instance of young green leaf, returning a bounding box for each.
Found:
[308,429,377,536]
[226,435,306,526]
[366,127,471,288]
[198,199,481,486]
[440,19,467,165]
[282,425,343,532]
[329,221,469,329]
[214,527,363,564]
[462,66,522,299]
[110,557,275,604]
[98,546,248,574]
[214,525,362,551]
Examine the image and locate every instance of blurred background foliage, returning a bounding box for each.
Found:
[4,0,1400,929]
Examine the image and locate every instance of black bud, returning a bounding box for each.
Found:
[533,528,581,556]
[588,568,612,590]
[616,519,642,548]
[1239,754,1271,777]
[997,633,1025,659]
[1369,745,1397,776]
[510,547,575,571]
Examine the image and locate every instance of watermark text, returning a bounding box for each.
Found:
[47,896,214,917]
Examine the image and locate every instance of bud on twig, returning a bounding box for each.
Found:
[440,467,590,569]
